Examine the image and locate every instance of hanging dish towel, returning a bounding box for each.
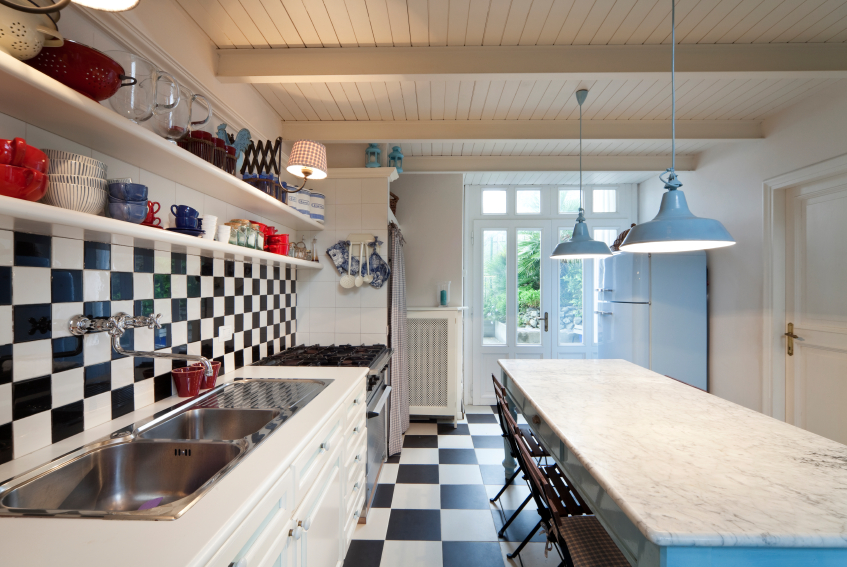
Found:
[367,237,390,288]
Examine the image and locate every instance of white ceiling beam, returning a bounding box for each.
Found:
[280,120,760,143]
[402,155,694,173]
[217,44,847,83]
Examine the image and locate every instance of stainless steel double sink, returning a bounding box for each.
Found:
[0,379,330,520]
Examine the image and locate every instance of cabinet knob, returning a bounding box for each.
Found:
[353,510,360,519]
[353,398,360,406]
[291,521,304,540]
[353,426,360,434]
[354,454,361,463]
[320,440,331,453]
[353,482,360,491]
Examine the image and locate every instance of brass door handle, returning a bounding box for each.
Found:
[534,312,548,332]
[785,323,800,356]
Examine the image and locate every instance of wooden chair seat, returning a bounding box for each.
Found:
[555,515,630,567]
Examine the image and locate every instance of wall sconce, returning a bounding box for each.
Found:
[365,143,381,168]
[387,146,403,173]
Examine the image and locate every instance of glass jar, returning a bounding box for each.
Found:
[251,223,264,250]
[245,225,258,249]
[235,224,247,247]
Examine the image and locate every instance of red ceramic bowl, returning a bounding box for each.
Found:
[172,366,203,397]
[0,138,48,173]
[191,360,222,390]
[0,164,48,201]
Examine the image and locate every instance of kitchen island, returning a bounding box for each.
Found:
[498,359,847,567]
[0,365,369,567]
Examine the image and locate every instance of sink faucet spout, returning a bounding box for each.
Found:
[111,336,214,376]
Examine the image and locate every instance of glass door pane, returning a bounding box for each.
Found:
[483,230,507,345]
[517,229,541,344]
[558,228,584,345]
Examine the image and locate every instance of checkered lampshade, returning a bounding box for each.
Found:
[287,140,328,180]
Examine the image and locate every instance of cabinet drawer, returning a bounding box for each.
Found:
[343,488,367,552]
[292,408,344,507]
[345,412,366,451]
[344,469,365,515]
[345,385,367,424]
[344,425,367,470]
[209,468,294,567]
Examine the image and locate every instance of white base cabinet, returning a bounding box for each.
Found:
[214,379,367,567]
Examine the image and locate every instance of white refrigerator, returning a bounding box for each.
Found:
[596,251,707,390]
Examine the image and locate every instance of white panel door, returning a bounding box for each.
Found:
[472,220,552,405]
[785,183,847,445]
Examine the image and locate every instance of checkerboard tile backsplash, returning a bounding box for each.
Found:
[0,229,297,463]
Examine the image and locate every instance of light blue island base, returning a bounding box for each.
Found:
[499,361,847,567]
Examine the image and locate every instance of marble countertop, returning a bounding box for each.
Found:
[499,359,847,549]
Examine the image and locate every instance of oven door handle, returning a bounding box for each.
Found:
[367,385,392,419]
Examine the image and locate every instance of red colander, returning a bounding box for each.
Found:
[24,40,136,102]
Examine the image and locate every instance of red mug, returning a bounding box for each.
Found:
[0,164,48,201]
[191,360,221,389]
[144,216,161,227]
[147,201,160,215]
[172,366,203,397]
[0,138,48,174]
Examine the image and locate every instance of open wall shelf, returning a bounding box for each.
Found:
[0,195,322,270]
[0,52,323,232]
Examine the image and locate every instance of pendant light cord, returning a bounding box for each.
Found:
[671,0,676,173]
[579,95,583,212]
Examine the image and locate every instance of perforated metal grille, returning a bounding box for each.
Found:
[408,318,449,407]
[195,380,329,418]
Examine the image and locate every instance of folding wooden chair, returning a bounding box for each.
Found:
[516,431,629,567]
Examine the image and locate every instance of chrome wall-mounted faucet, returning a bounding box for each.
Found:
[69,312,214,376]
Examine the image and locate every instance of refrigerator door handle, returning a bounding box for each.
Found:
[595,311,613,315]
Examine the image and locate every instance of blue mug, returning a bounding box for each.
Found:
[175,215,198,229]
[171,204,199,218]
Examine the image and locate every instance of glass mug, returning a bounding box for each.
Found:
[106,52,179,123]
[153,85,212,142]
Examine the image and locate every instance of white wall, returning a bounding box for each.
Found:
[390,174,464,308]
[638,82,847,412]
[295,174,392,346]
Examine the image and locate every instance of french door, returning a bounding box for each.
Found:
[471,220,599,405]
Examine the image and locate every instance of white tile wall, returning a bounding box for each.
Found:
[296,177,391,346]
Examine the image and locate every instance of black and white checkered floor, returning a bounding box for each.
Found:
[342,405,560,567]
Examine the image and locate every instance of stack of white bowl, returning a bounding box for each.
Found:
[41,150,108,215]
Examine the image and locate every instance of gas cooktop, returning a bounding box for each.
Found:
[253,344,391,370]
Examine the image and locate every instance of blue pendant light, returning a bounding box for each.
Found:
[551,89,613,260]
[620,0,735,254]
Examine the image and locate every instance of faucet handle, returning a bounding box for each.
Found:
[147,314,162,329]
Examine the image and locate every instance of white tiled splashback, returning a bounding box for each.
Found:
[0,111,295,236]
[296,177,390,346]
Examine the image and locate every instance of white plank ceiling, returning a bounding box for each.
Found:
[250,77,840,125]
[179,0,847,48]
[176,0,847,167]
[396,139,723,157]
[464,171,659,184]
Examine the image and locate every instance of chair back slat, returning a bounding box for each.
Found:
[515,432,564,516]
[545,465,592,516]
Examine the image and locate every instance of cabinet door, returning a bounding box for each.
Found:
[294,455,342,567]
